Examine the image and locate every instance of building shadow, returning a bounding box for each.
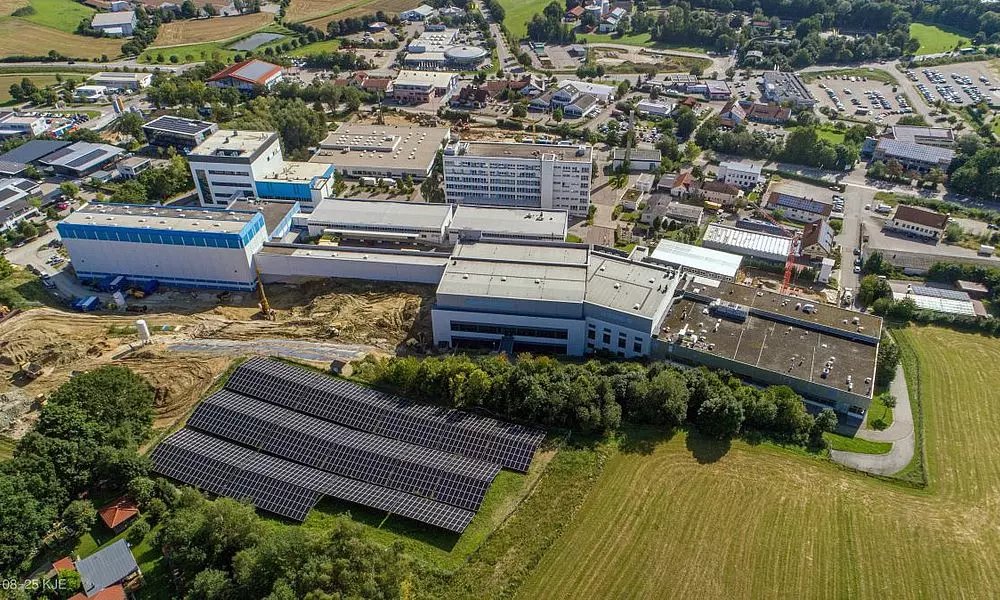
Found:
[684,432,731,464]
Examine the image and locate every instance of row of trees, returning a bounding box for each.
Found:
[106,153,194,204]
[527,2,577,44]
[355,354,840,446]
[0,367,155,574]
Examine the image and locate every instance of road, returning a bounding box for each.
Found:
[3,59,196,74]
[476,0,516,72]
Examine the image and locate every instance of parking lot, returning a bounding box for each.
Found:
[906,61,1000,106]
[807,74,914,125]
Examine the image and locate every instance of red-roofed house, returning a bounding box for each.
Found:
[565,5,584,20]
[333,71,393,94]
[52,556,76,573]
[668,171,699,199]
[98,497,139,533]
[207,59,283,92]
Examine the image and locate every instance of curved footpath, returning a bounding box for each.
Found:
[831,368,915,475]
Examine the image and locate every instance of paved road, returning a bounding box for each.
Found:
[2,59,195,74]
[830,364,915,475]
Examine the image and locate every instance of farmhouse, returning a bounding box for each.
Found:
[90,11,136,36]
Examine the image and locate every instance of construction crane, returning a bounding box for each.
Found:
[753,208,801,295]
[255,268,275,321]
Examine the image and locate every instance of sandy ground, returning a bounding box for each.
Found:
[0,279,435,439]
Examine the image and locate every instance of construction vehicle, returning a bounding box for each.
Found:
[753,208,801,295]
[20,362,44,379]
[256,268,276,321]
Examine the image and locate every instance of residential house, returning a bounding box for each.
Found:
[207,59,283,92]
[333,71,392,94]
[599,6,627,32]
[718,99,747,128]
[884,205,949,240]
[449,84,490,108]
[641,193,703,227]
[746,102,791,124]
[90,11,136,36]
[700,180,742,207]
[766,191,832,223]
[799,219,835,258]
[668,171,699,199]
[98,497,140,534]
[565,5,584,20]
[74,540,141,598]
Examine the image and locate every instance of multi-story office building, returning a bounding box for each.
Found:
[442,141,592,217]
[56,203,268,291]
[716,161,764,189]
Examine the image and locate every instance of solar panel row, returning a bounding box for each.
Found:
[187,390,500,511]
[226,358,545,472]
[151,429,476,531]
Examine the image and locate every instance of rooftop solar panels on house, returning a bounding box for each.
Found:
[226,357,545,472]
[152,359,543,532]
[908,285,970,301]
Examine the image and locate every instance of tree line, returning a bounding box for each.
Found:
[355,354,843,446]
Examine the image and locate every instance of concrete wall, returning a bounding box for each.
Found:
[256,248,447,285]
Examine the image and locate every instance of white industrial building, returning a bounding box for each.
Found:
[716,161,764,188]
[188,130,332,208]
[0,112,48,138]
[257,244,450,285]
[442,141,592,217]
[431,241,680,357]
[310,123,450,180]
[305,198,454,244]
[701,223,792,263]
[56,203,268,291]
[646,239,743,281]
[88,72,153,91]
[448,206,567,243]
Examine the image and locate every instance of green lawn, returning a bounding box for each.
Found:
[140,42,238,64]
[577,31,653,46]
[515,326,1000,599]
[909,22,971,55]
[286,38,341,56]
[824,432,892,454]
[815,126,846,144]
[0,266,57,309]
[801,67,898,84]
[0,435,14,460]
[20,0,95,33]
[867,391,896,430]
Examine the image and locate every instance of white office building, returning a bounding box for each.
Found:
[431,241,680,357]
[187,130,284,206]
[442,141,592,217]
[56,203,268,291]
[716,161,764,188]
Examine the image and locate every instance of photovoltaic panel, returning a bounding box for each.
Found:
[151,429,476,532]
[187,390,500,511]
[226,358,544,472]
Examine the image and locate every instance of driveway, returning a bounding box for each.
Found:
[830,365,915,476]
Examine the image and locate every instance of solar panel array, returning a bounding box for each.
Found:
[152,429,476,531]
[151,359,544,532]
[187,390,500,510]
[227,357,545,472]
[909,285,970,301]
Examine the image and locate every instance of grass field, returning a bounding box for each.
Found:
[0,73,71,102]
[21,0,94,32]
[286,38,341,56]
[495,0,537,39]
[152,13,272,47]
[824,431,892,454]
[517,326,1000,599]
[0,435,14,460]
[140,42,238,64]
[300,0,417,30]
[0,18,121,59]
[910,22,971,55]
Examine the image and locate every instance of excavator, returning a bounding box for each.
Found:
[255,268,276,321]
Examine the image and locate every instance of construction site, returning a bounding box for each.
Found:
[0,277,436,452]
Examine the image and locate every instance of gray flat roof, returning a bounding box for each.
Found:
[307,198,453,231]
[40,142,123,172]
[450,240,589,265]
[311,124,449,172]
[703,223,792,258]
[455,141,592,162]
[450,206,567,237]
[649,239,743,278]
[76,539,138,597]
[261,243,452,266]
[0,139,70,165]
[438,257,587,302]
[190,130,277,158]
[586,255,675,318]
[63,202,257,233]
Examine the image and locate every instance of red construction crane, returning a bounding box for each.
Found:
[753,208,801,295]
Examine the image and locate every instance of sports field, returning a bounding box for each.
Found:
[152,13,272,47]
[518,326,1000,599]
[909,22,971,55]
[0,19,121,59]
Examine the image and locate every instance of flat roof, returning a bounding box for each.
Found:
[258,160,331,182]
[712,281,882,334]
[62,202,259,233]
[661,295,877,396]
[307,198,453,231]
[90,72,150,82]
[702,224,792,258]
[91,10,134,26]
[190,130,277,158]
[228,199,297,236]
[452,141,592,162]
[450,206,567,237]
[586,254,676,319]
[890,126,954,144]
[876,138,955,164]
[261,243,452,266]
[450,240,589,265]
[394,70,458,88]
[438,256,587,303]
[311,123,449,172]
[143,115,216,136]
[649,239,742,278]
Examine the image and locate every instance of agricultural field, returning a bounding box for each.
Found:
[152,12,272,47]
[19,0,95,32]
[286,38,341,56]
[300,0,418,30]
[909,22,971,55]
[0,18,121,59]
[495,0,538,39]
[140,42,238,64]
[517,326,1000,599]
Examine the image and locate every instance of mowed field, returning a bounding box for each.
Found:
[519,326,1000,599]
[909,22,971,55]
[0,19,122,58]
[495,0,536,39]
[298,0,418,29]
[152,13,272,47]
